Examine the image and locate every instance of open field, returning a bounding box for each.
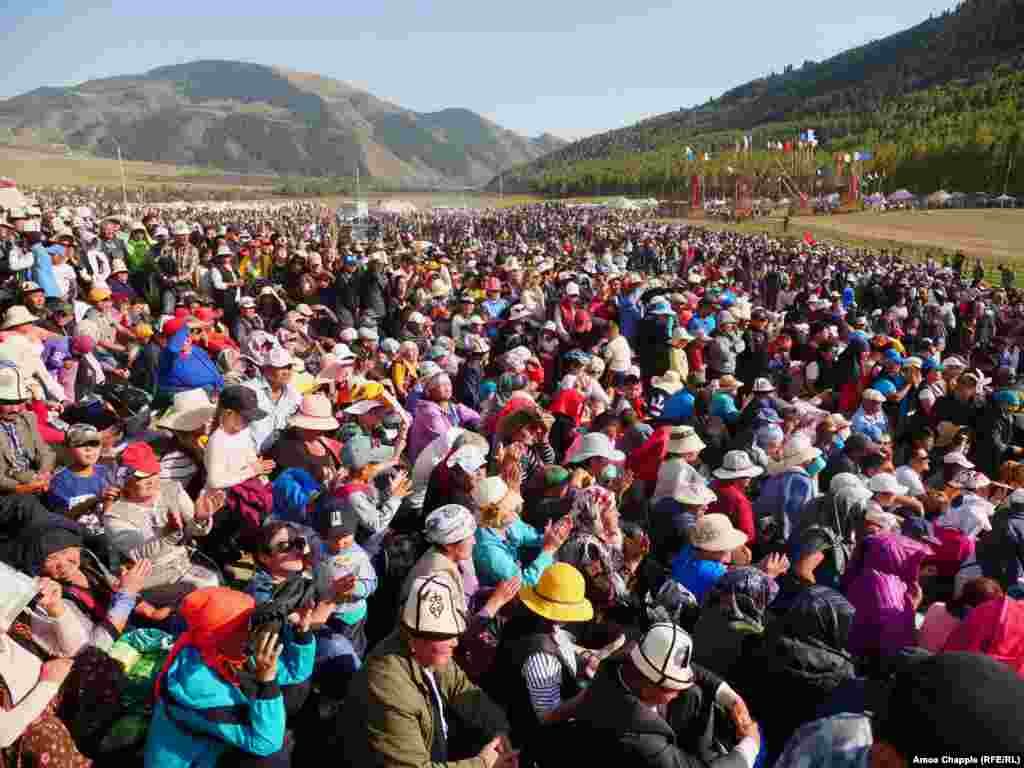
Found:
[692,209,1024,274]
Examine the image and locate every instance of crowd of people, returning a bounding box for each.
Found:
[0,194,1020,768]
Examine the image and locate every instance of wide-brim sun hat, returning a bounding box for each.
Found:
[567,432,625,465]
[672,482,717,506]
[769,434,822,473]
[519,563,594,623]
[651,371,684,395]
[689,513,748,552]
[713,450,765,480]
[289,393,340,431]
[0,305,36,330]
[667,426,706,455]
[157,388,217,432]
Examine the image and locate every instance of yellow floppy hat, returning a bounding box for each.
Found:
[519,563,594,623]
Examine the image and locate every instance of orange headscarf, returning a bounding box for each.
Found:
[154,587,256,698]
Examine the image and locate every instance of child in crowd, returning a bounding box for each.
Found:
[314,496,378,659]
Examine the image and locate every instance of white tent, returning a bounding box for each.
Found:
[377,199,418,215]
[0,182,28,211]
[994,194,1017,208]
[606,197,639,210]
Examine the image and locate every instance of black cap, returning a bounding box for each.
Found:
[315,496,359,539]
[219,385,267,423]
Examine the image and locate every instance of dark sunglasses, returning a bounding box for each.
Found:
[265,535,306,555]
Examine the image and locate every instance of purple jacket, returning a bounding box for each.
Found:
[408,399,481,463]
[843,534,930,658]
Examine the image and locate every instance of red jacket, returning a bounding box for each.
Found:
[708,479,755,542]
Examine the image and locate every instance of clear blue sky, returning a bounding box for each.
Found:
[4,0,954,140]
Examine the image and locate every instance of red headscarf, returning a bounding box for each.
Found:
[154,587,255,697]
[549,388,585,426]
[942,597,1024,677]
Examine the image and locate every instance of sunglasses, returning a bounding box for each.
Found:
[265,535,306,555]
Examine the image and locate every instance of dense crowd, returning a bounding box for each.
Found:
[0,195,1020,768]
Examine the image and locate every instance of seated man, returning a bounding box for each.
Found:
[341,572,513,768]
[572,622,761,768]
[0,365,56,494]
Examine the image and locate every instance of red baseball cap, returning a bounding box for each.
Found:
[121,442,160,478]
[163,317,187,337]
[194,307,218,323]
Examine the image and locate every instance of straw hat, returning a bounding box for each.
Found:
[715,375,743,392]
[402,573,467,639]
[519,563,594,623]
[289,393,340,431]
[769,434,822,473]
[651,370,684,395]
[0,306,36,330]
[157,388,217,432]
[689,513,747,552]
[713,450,764,480]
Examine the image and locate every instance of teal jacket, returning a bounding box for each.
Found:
[473,518,553,588]
[143,632,315,768]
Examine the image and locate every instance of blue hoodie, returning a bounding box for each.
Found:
[144,637,315,768]
[32,244,60,298]
[157,327,224,395]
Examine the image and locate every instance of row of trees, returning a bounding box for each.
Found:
[507,70,1024,198]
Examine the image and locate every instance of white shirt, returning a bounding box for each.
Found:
[52,263,77,299]
[603,335,633,373]
[205,427,258,489]
[895,465,926,497]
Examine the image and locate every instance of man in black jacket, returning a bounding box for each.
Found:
[571,623,759,768]
[359,254,390,326]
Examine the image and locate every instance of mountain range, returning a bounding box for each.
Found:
[0,60,566,188]
[492,0,1024,194]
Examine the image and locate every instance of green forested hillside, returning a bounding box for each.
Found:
[493,0,1024,196]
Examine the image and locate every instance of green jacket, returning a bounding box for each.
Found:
[342,631,508,768]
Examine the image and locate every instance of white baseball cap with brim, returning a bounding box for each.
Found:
[713,450,764,480]
[402,573,467,638]
[689,513,747,552]
[445,444,488,475]
[567,432,625,464]
[157,388,217,432]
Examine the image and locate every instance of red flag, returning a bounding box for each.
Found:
[803,231,816,246]
[784,142,793,154]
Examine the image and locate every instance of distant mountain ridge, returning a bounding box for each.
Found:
[0,60,567,188]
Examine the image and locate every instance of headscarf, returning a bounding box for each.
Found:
[271,468,323,526]
[563,485,627,603]
[834,335,868,384]
[707,566,778,631]
[495,372,528,409]
[779,585,855,652]
[942,597,1024,677]
[842,534,931,657]
[549,387,586,426]
[154,587,255,697]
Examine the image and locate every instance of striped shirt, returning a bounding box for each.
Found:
[160,450,199,487]
[521,629,578,718]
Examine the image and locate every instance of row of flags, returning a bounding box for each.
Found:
[678,130,874,163]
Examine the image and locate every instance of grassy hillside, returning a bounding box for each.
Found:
[494,0,1024,195]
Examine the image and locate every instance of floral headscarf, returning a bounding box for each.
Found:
[707,566,779,631]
